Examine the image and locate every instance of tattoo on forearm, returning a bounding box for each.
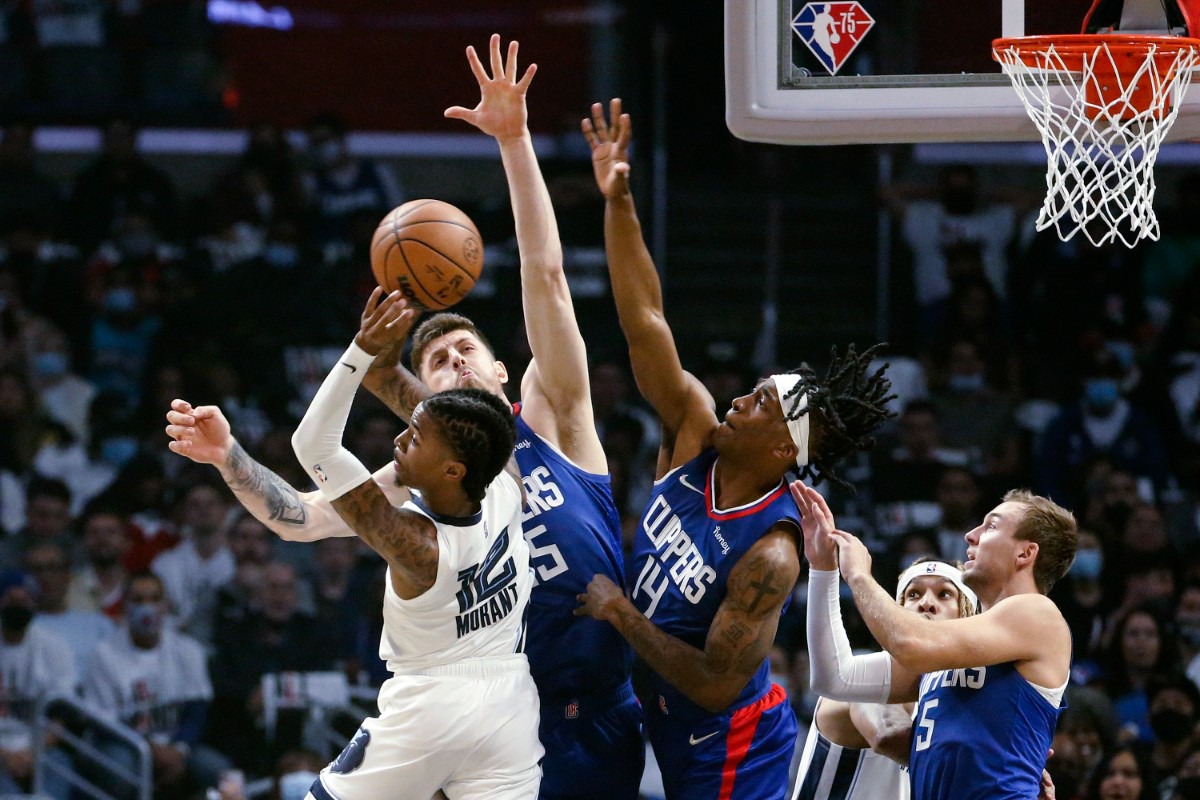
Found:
[224,443,307,525]
[721,619,751,647]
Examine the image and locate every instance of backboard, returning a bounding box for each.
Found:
[725,0,1200,144]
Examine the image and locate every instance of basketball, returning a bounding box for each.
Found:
[370,199,484,310]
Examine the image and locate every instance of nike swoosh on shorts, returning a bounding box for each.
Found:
[688,731,720,746]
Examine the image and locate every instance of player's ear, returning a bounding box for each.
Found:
[775,438,798,466]
[444,459,466,484]
[1015,540,1039,569]
[495,360,509,384]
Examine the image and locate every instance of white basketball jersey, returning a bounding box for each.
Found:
[792,717,910,800]
[379,470,532,674]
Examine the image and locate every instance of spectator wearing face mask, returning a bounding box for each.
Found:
[1035,346,1173,510]
[83,571,232,800]
[1146,672,1200,797]
[1175,582,1200,691]
[271,748,325,800]
[1052,528,1112,685]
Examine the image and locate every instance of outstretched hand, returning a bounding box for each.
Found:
[355,287,418,356]
[165,399,233,465]
[444,33,536,143]
[582,98,632,199]
[789,481,838,571]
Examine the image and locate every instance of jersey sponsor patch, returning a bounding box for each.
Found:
[792,2,875,76]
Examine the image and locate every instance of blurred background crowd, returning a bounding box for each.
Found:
[3,2,1200,800]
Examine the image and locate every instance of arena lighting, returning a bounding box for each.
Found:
[207,0,294,30]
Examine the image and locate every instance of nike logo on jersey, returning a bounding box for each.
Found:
[341,362,357,373]
[689,731,720,746]
[678,473,704,495]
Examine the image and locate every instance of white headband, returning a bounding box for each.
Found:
[770,374,810,468]
[895,560,978,610]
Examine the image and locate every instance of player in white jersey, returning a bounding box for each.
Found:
[172,290,542,799]
[792,546,978,800]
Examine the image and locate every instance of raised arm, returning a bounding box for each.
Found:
[584,99,716,446]
[291,289,440,599]
[360,299,431,423]
[793,481,920,703]
[166,401,407,542]
[832,528,1071,685]
[576,527,799,712]
[446,35,603,470]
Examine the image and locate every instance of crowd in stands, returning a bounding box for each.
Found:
[3,110,1200,800]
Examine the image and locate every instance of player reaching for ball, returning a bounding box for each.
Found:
[165,34,644,800]
[572,100,895,800]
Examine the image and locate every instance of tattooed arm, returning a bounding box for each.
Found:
[576,525,800,712]
[361,338,432,423]
[166,399,408,542]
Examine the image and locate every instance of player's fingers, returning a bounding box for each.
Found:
[170,398,192,413]
[191,405,218,420]
[164,410,193,426]
[444,106,473,121]
[463,45,487,84]
[580,118,597,148]
[167,439,190,453]
[617,113,632,149]
[164,424,193,439]
[488,33,504,80]
[505,38,519,82]
[516,63,536,92]
[591,102,609,139]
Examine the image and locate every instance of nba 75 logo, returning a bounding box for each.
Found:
[792,2,875,76]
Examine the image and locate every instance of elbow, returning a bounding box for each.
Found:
[887,632,929,673]
[693,687,740,715]
[290,426,313,464]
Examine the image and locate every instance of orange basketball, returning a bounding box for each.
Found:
[370,199,484,310]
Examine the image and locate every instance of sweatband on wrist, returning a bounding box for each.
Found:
[807,569,892,702]
[291,341,376,500]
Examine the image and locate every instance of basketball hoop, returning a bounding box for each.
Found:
[993,34,1200,247]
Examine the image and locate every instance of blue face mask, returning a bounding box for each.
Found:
[101,436,139,467]
[1084,378,1120,412]
[1071,548,1103,580]
[263,243,299,269]
[103,287,137,314]
[32,352,68,379]
[279,771,318,800]
[948,372,985,394]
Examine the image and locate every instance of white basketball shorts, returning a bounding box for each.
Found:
[312,654,543,800]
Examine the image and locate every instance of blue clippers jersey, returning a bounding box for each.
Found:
[628,448,801,722]
[513,409,632,701]
[911,662,1061,800]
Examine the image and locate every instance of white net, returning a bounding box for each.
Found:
[994,37,1200,248]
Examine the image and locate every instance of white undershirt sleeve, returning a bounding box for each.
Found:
[291,341,376,500]
[807,568,893,703]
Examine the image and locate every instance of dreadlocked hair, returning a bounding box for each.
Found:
[777,342,896,490]
[422,388,516,503]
